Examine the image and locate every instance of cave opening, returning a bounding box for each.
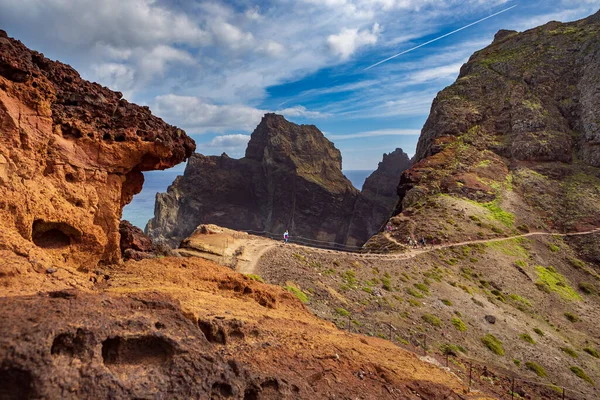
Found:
[32,220,80,249]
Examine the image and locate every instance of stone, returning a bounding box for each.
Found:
[484,315,496,324]
[147,114,389,248]
[0,32,194,269]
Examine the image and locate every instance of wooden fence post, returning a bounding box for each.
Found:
[468,363,472,392]
[511,377,515,399]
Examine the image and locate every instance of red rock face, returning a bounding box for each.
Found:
[0,31,195,269]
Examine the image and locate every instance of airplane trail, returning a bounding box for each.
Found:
[364,4,518,71]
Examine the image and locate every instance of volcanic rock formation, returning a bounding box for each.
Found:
[369,10,600,249]
[147,114,389,248]
[0,30,195,269]
[361,148,412,212]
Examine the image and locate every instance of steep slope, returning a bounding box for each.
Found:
[0,32,486,400]
[361,148,412,212]
[367,11,600,251]
[0,30,195,269]
[147,114,389,248]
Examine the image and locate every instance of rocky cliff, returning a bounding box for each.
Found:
[0,30,195,268]
[361,148,412,212]
[368,10,600,249]
[147,114,389,248]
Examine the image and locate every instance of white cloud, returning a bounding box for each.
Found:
[328,128,420,140]
[407,62,463,83]
[327,23,381,60]
[203,134,251,149]
[276,106,329,119]
[153,95,266,133]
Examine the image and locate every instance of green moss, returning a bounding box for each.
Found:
[284,285,309,303]
[513,359,521,367]
[535,266,582,301]
[520,334,535,344]
[245,274,264,283]
[564,312,579,322]
[334,308,350,317]
[583,347,599,358]
[548,243,560,252]
[570,366,595,385]
[452,317,467,332]
[481,334,504,356]
[483,201,514,227]
[441,299,453,306]
[515,260,528,268]
[533,328,544,336]
[560,347,578,358]
[422,314,442,327]
[485,239,528,258]
[525,361,547,377]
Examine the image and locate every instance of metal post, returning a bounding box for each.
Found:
[468,363,472,392]
[389,323,393,342]
[423,334,427,355]
[511,377,514,399]
[562,387,565,400]
[347,315,351,331]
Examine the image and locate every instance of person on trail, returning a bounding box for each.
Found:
[407,236,411,245]
[413,238,418,249]
[430,238,435,249]
[283,230,289,244]
[421,238,426,248]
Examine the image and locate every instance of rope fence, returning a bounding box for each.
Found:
[342,318,596,400]
[239,229,365,252]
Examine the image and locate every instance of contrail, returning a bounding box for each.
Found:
[364,4,518,71]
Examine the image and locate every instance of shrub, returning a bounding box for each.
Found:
[441,299,453,306]
[422,314,442,327]
[284,285,309,303]
[341,270,358,289]
[513,359,521,367]
[245,274,264,283]
[583,347,599,358]
[406,287,424,298]
[564,312,579,322]
[560,347,578,358]
[335,308,350,317]
[578,282,597,295]
[408,298,422,307]
[362,286,373,294]
[440,344,465,356]
[481,334,504,356]
[570,366,594,385]
[525,361,547,377]
[536,266,582,301]
[568,257,586,269]
[414,283,429,294]
[520,334,535,344]
[548,244,560,252]
[452,317,467,332]
[382,277,393,291]
[509,294,532,307]
[533,328,544,336]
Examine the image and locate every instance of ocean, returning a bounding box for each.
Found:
[122,169,373,229]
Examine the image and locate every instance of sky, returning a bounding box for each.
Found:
[0,0,599,171]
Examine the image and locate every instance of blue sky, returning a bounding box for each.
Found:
[1,0,599,170]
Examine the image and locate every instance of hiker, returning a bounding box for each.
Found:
[420,238,426,248]
[413,238,418,249]
[430,238,435,249]
[406,236,411,245]
[283,230,289,244]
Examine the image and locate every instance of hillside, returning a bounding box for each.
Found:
[367,10,600,251]
[0,31,485,399]
[147,114,390,248]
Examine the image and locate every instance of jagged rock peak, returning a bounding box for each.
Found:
[361,148,412,213]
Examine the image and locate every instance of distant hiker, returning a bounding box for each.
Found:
[283,230,289,244]
[420,238,426,248]
[430,238,435,249]
[406,236,411,245]
[413,238,418,249]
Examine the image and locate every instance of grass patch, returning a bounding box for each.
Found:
[548,243,560,252]
[525,361,547,377]
[520,334,535,344]
[422,314,442,327]
[245,274,264,283]
[583,347,599,358]
[535,266,582,301]
[407,298,422,307]
[362,286,373,294]
[335,308,350,317]
[441,299,453,306]
[564,312,579,322]
[440,343,467,356]
[407,287,424,298]
[560,347,578,358]
[483,201,514,227]
[414,283,429,294]
[481,334,504,356]
[284,285,309,303]
[341,270,359,289]
[485,240,528,258]
[382,277,393,291]
[578,282,597,295]
[509,294,532,307]
[513,359,521,367]
[570,366,594,385]
[452,317,467,332]
[533,328,544,336]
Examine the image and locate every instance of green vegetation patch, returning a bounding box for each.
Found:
[452,317,467,332]
[245,274,264,283]
[535,266,582,301]
[414,283,429,294]
[533,328,544,336]
[578,282,597,295]
[560,347,578,358]
[485,239,528,258]
[513,359,521,367]
[284,285,309,303]
[381,277,393,291]
[520,334,535,344]
[422,314,442,327]
[548,243,560,253]
[406,287,424,298]
[441,299,453,306]
[335,308,350,317]
[564,312,579,323]
[583,347,599,358]
[341,270,359,289]
[525,361,547,378]
[483,201,514,227]
[509,294,532,307]
[440,343,467,356]
[570,366,595,385]
[481,334,504,356]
